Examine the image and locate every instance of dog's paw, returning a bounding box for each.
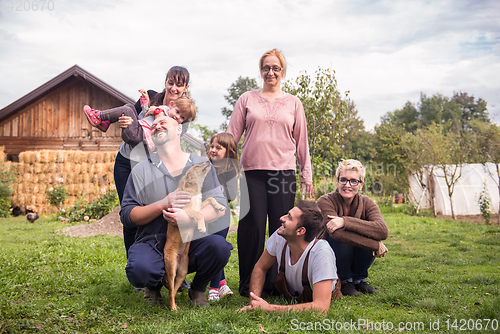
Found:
[213,204,225,212]
[198,225,206,233]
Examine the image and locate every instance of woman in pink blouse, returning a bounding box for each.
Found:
[228,48,314,297]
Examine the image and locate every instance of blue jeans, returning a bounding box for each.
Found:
[126,233,233,292]
[327,235,374,284]
[209,227,229,289]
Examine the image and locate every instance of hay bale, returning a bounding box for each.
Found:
[74,151,86,164]
[33,163,42,174]
[16,162,24,174]
[82,173,91,184]
[39,150,49,163]
[80,163,89,174]
[31,174,39,184]
[63,162,73,174]
[85,183,95,195]
[55,150,65,163]
[106,172,114,185]
[73,163,81,175]
[95,163,106,175]
[77,183,84,195]
[106,162,114,173]
[19,152,27,163]
[67,184,76,196]
[35,194,45,205]
[47,162,57,173]
[23,173,31,183]
[96,153,104,164]
[87,154,97,165]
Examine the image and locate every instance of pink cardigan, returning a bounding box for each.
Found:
[227,90,312,183]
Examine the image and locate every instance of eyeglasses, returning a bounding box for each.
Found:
[261,66,282,73]
[338,177,362,186]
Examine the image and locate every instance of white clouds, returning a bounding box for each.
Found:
[0,0,499,132]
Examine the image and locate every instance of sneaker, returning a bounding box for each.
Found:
[83,105,110,132]
[341,282,359,296]
[208,289,220,301]
[218,284,233,299]
[355,281,377,294]
[143,288,162,304]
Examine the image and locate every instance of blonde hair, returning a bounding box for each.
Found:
[173,96,196,122]
[259,48,287,78]
[335,159,366,182]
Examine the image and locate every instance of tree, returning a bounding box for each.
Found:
[220,76,258,131]
[380,92,490,134]
[402,124,443,215]
[283,67,349,165]
[338,103,377,164]
[373,123,409,196]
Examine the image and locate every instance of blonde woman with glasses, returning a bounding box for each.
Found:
[317,159,389,297]
[228,48,313,298]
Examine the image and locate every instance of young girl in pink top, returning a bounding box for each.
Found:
[227,49,313,298]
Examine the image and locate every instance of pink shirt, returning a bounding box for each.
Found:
[227,90,312,183]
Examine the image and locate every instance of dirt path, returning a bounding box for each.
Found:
[61,206,238,237]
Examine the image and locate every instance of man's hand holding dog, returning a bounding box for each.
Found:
[161,190,192,226]
[165,190,191,209]
[163,207,194,227]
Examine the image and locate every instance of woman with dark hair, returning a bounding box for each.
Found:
[227,49,313,298]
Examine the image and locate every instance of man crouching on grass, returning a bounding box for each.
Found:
[237,200,341,314]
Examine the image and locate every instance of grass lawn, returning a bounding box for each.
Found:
[0,212,499,333]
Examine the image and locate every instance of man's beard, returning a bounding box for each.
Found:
[152,128,172,146]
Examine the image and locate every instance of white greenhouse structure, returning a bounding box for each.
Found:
[409,163,499,215]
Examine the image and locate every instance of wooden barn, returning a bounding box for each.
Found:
[0,65,207,161]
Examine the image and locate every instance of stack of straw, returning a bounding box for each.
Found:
[11,150,117,214]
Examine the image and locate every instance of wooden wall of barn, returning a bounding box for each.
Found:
[0,76,128,155]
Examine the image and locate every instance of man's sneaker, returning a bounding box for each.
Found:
[144,288,162,304]
[341,282,359,296]
[218,284,233,299]
[208,289,220,301]
[355,281,377,294]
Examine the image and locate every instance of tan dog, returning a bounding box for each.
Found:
[163,161,226,310]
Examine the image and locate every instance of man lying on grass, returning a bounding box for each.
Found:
[237,200,341,314]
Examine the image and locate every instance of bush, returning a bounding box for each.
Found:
[0,161,17,217]
[63,186,119,223]
[45,177,67,211]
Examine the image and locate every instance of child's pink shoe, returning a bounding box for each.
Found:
[84,105,110,132]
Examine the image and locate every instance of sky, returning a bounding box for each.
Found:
[1,0,499,135]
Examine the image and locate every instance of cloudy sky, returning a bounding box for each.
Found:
[1,0,499,134]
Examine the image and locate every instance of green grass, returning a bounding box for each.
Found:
[0,214,499,333]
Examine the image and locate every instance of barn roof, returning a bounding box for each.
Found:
[0,64,135,124]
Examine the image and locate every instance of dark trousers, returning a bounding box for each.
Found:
[113,152,139,257]
[237,170,296,297]
[101,103,144,146]
[327,235,374,283]
[125,233,233,292]
[209,227,229,289]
